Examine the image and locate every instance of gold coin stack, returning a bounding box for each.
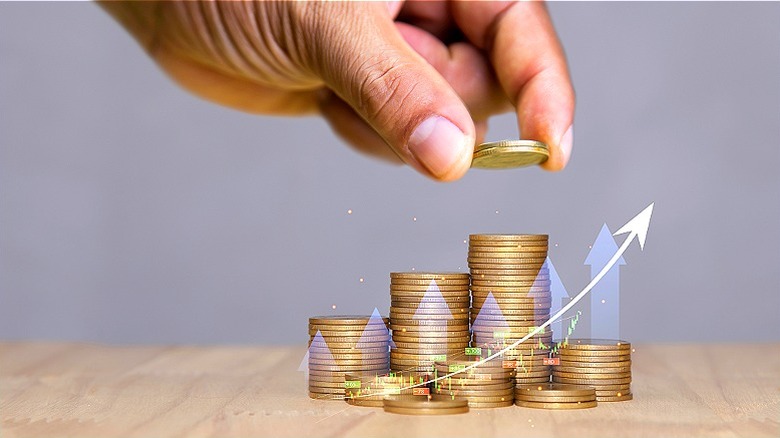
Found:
[552,339,633,402]
[383,395,469,415]
[343,373,419,407]
[308,315,390,400]
[467,234,553,384]
[515,383,597,409]
[389,272,471,377]
[432,358,515,408]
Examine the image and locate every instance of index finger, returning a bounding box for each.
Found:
[453,1,575,170]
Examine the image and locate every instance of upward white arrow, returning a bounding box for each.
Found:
[370,203,656,394]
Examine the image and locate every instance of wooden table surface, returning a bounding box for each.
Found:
[1,342,778,437]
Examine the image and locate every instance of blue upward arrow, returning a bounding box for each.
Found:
[585,223,625,339]
[544,257,571,341]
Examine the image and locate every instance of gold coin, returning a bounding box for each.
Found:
[553,353,632,362]
[383,395,468,408]
[471,290,550,298]
[514,377,553,384]
[471,285,549,293]
[309,364,390,372]
[552,370,631,379]
[308,374,346,383]
[553,365,631,374]
[558,339,632,350]
[311,358,389,367]
[389,285,469,292]
[309,323,388,331]
[592,384,632,391]
[435,388,515,398]
[308,386,349,394]
[470,267,548,275]
[515,394,596,403]
[345,398,385,407]
[597,393,633,402]
[383,405,470,415]
[390,324,469,332]
[308,392,344,399]
[468,244,548,251]
[391,298,469,306]
[515,400,597,409]
[390,302,469,311]
[515,383,596,397]
[552,376,632,385]
[468,263,545,270]
[391,342,469,350]
[556,360,631,368]
[556,349,631,357]
[456,395,514,403]
[390,305,467,314]
[310,316,388,326]
[466,400,515,408]
[468,257,547,265]
[308,329,389,337]
[468,251,547,259]
[390,272,470,280]
[471,139,549,168]
[469,234,548,242]
[595,388,632,396]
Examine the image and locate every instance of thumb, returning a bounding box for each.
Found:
[301,3,475,181]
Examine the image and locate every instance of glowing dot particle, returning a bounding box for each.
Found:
[495,210,499,214]
[359,278,364,283]
[331,305,336,309]
[413,217,417,222]
[555,243,559,247]
[588,245,592,249]
[347,209,352,215]
[601,299,606,304]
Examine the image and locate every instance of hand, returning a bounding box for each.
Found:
[101,1,574,181]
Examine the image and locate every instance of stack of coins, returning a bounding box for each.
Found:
[389,272,471,377]
[552,339,633,402]
[344,373,418,407]
[468,234,553,382]
[432,358,514,408]
[308,315,390,400]
[515,383,597,409]
[383,395,469,415]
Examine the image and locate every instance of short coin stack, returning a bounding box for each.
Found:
[389,272,471,377]
[515,383,597,409]
[383,395,469,415]
[468,234,553,383]
[308,315,390,400]
[432,358,515,408]
[552,339,633,402]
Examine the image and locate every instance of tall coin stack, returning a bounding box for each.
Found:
[308,315,390,400]
[389,272,471,378]
[552,339,633,402]
[468,234,553,385]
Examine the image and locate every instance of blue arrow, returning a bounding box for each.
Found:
[585,223,626,339]
[357,308,392,371]
[301,330,336,382]
[544,257,571,341]
[471,292,509,347]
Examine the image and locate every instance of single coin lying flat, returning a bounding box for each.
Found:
[471,140,549,169]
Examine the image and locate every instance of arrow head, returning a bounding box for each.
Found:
[412,280,453,321]
[585,224,626,268]
[613,202,654,250]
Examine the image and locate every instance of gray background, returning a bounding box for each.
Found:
[1,2,778,345]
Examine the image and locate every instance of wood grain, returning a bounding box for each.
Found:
[1,342,778,437]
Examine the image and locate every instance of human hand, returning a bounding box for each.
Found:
[101,1,574,181]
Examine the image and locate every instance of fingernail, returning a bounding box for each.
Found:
[559,124,573,166]
[408,116,469,179]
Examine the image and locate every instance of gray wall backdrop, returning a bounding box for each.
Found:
[1,2,778,345]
